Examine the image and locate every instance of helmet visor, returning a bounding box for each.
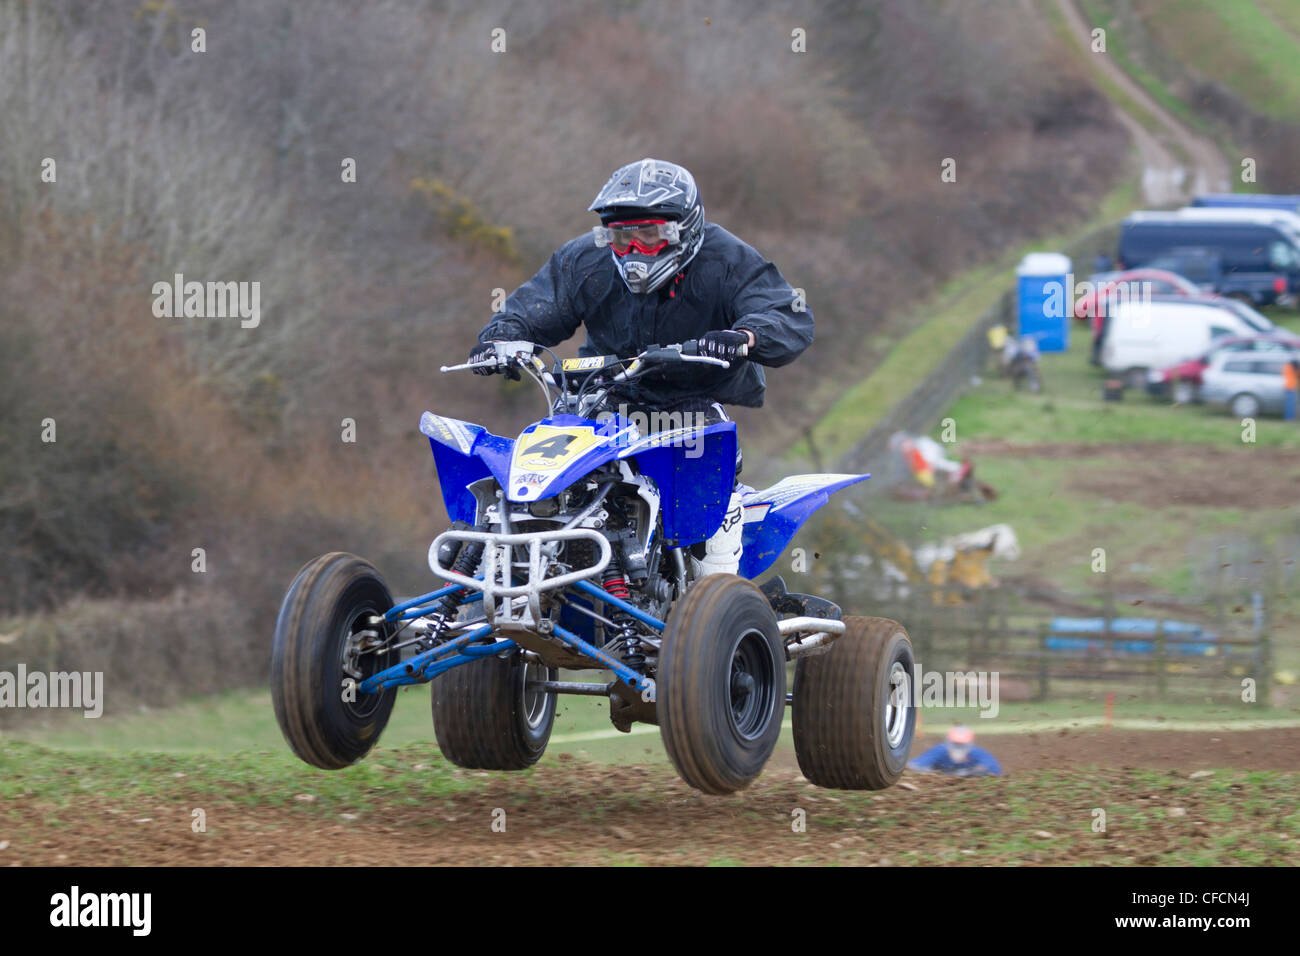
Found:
[592,219,681,256]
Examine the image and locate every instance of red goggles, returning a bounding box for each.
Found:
[592,219,681,256]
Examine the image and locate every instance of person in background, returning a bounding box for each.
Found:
[1283,358,1299,422]
[907,725,1002,777]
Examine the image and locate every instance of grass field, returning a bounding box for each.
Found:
[792,179,1140,468]
[3,725,1298,865]
[1129,0,1300,122]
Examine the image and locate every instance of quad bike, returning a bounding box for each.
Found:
[270,339,916,794]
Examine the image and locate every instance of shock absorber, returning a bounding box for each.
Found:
[433,530,486,621]
[602,568,630,601]
[603,563,644,666]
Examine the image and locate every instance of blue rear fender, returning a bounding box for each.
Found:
[738,474,869,579]
[619,421,737,547]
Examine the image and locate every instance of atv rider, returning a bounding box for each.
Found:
[468,158,813,576]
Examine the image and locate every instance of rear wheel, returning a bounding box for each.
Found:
[431,652,557,770]
[793,616,916,790]
[659,575,785,794]
[271,553,398,769]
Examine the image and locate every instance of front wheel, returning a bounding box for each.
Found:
[792,616,916,790]
[659,575,785,795]
[271,553,398,769]
[431,652,557,770]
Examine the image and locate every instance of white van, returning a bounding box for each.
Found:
[1100,300,1259,383]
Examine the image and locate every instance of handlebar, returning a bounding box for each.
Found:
[439,339,744,376]
[439,339,748,419]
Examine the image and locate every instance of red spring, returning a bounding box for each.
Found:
[603,574,630,600]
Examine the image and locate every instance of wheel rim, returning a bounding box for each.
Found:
[884,659,911,750]
[520,660,551,730]
[338,606,388,721]
[727,628,778,740]
[1232,395,1259,417]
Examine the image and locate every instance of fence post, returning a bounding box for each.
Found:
[1254,590,1271,706]
[1038,622,1050,700]
[1155,619,1167,698]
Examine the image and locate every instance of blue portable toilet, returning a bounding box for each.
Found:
[1016,252,1071,353]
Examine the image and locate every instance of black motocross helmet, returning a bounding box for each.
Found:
[588,158,705,295]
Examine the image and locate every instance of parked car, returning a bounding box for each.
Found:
[1155,293,1282,334]
[1200,349,1300,418]
[1192,193,1300,215]
[1118,216,1300,305]
[1094,294,1285,370]
[1100,299,1261,386]
[1149,333,1300,404]
[1073,267,1199,326]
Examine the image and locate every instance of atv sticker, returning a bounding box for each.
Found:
[560,356,607,372]
[419,412,478,454]
[513,425,604,472]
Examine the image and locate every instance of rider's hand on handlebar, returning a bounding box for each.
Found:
[699,329,751,363]
[467,341,521,379]
[468,342,497,375]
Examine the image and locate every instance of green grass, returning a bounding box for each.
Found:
[796,178,1138,466]
[0,736,474,815]
[1133,0,1300,122]
[1043,0,1178,143]
[6,682,1295,764]
[845,314,1300,671]
[942,327,1300,449]
[1078,0,1217,142]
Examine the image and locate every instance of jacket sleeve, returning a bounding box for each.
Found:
[727,245,814,367]
[906,744,946,772]
[477,243,585,347]
[970,747,1002,776]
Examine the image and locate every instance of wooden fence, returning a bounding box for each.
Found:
[853,581,1270,702]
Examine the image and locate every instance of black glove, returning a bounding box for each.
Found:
[468,340,524,380]
[699,329,750,363]
[468,341,498,376]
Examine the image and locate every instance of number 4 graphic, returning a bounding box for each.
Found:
[524,434,576,459]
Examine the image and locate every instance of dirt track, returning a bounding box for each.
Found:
[5,728,1298,866]
[1049,0,1231,202]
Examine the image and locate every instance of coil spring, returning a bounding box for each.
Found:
[602,571,630,600]
[601,570,644,665]
[434,539,485,618]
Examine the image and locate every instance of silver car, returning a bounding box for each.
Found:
[1200,348,1300,417]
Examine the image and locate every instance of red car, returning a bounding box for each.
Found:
[1151,332,1300,403]
[1075,268,1200,333]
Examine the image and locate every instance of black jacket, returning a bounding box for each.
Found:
[477,223,813,408]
